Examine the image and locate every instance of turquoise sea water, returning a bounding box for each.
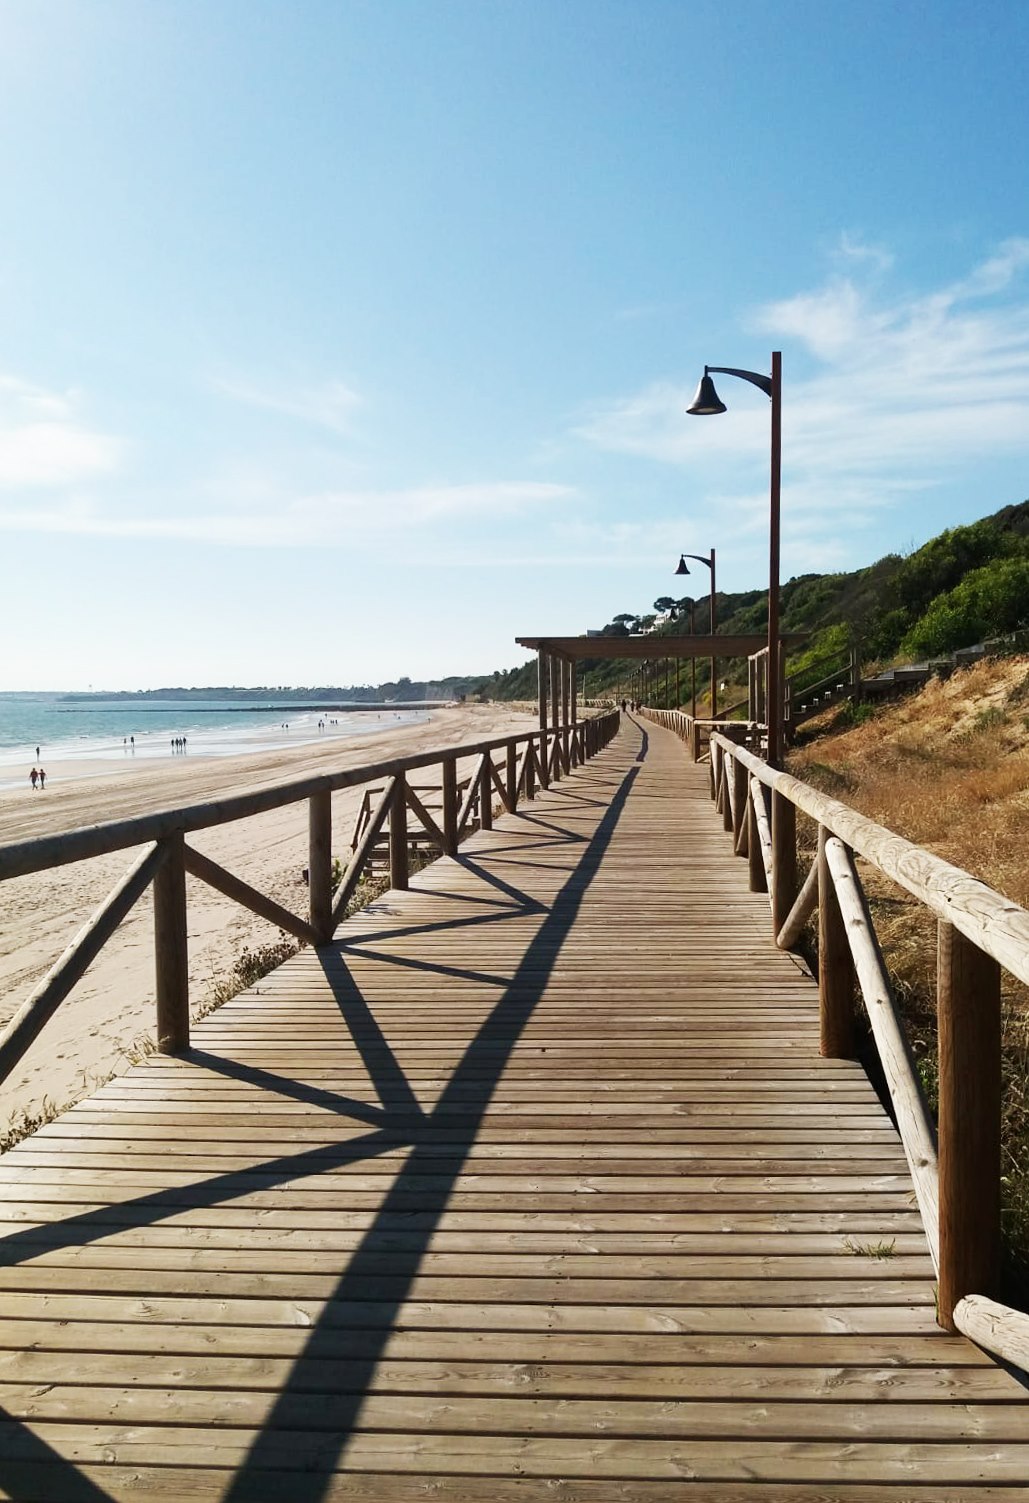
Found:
[0,693,427,783]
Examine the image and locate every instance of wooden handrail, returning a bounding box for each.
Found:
[668,715,1025,1356]
[711,732,1029,988]
[331,777,397,926]
[954,1295,1029,1372]
[0,726,554,882]
[824,835,940,1270]
[183,844,318,947]
[749,777,774,889]
[404,783,446,849]
[456,753,486,837]
[639,706,1027,1354]
[775,855,817,949]
[0,842,168,1083]
[0,711,622,1090]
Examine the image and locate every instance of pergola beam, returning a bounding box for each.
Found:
[516,633,806,662]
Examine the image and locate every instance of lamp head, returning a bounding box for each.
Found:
[686,370,727,416]
[674,554,690,576]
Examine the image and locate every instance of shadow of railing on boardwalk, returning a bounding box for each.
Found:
[0,722,646,1501]
[222,747,642,1499]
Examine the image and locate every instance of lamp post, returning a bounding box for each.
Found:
[688,599,697,717]
[675,549,717,718]
[686,353,782,766]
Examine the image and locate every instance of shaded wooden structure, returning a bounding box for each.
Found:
[0,716,1027,1497]
[519,632,808,746]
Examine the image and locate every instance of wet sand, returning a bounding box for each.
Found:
[0,703,534,1132]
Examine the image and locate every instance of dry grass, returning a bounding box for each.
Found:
[790,655,1029,1302]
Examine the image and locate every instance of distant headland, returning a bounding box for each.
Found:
[59,675,490,705]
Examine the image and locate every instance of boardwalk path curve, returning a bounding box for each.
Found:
[0,716,1026,1499]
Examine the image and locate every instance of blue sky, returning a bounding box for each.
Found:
[1,0,1027,690]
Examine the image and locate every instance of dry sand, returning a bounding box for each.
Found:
[0,703,535,1133]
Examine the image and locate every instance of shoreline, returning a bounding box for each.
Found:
[0,706,433,789]
[0,702,535,1135]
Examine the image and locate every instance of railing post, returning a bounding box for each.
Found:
[390,772,409,889]
[154,831,189,1054]
[442,755,458,855]
[747,786,767,894]
[817,824,854,1058]
[937,920,1001,1329]
[550,654,562,781]
[732,756,748,856]
[561,658,571,772]
[537,652,550,789]
[526,738,537,798]
[479,756,493,830]
[308,789,333,944]
[771,790,797,939]
[721,756,733,833]
[506,741,518,812]
[691,721,701,762]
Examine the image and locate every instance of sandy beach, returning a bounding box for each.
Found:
[0,702,535,1134]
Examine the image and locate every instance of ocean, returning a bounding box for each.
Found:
[0,692,428,787]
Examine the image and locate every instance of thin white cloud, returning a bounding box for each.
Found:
[835,232,895,274]
[0,374,122,487]
[946,237,1029,302]
[209,374,363,434]
[0,480,575,547]
[575,241,1029,551]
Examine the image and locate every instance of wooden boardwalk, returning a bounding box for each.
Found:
[0,717,1026,1500]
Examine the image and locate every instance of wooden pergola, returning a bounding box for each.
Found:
[515,632,808,755]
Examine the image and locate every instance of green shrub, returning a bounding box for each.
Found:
[901,556,1029,657]
[894,521,1017,619]
[971,706,1008,733]
[836,700,877,728]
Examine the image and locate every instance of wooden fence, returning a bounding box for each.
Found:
[0,711,620,1090]
[644,704,1029,1372]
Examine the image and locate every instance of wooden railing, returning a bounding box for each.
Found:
[643,704,1029,1370]
[650,709,762,763]
[0,711,620,1088]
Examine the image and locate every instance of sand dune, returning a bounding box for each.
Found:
[0,703,535,1133]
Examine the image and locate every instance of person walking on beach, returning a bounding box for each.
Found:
[38,768,46,790]
[29,767,38,790]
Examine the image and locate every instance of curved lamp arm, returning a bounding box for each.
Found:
[705,365,773,399]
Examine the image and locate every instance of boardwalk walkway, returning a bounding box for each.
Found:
[0,717,1026,1499]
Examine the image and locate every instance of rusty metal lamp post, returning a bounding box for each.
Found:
[686,354,783,766]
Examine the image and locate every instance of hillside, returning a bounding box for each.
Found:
[491,498,1029,705]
